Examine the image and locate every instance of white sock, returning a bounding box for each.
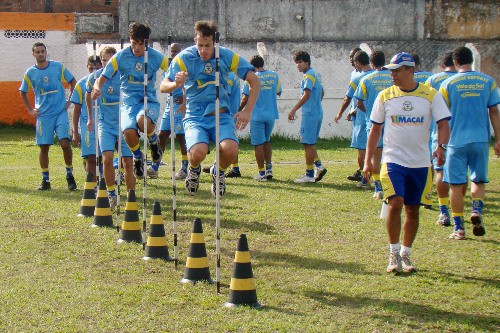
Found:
[389,243,400,253]
[400,245,411,256]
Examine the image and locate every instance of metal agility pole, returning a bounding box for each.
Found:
[215,31,221,294]
[167,35,179,269]
[115,39,124,232]
[92,41,99,184]
[142,40,149,249]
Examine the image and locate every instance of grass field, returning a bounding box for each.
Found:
[0,126,498,332]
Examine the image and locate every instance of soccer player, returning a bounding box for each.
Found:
[240,55,282,181]
[334,50,373,186]
[148,42,188,180]
[288,50,327,183]
[87,46,135,210]
[363,52,450,273]
[424,51,457,226]
[70,55,102,185]
[160,20,261,197]
[90,22,168,180]
[20,42,77,191]
[440,46,500,240]
[354,50,392,196]
[411,53,433,83]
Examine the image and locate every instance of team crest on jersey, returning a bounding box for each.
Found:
[204,63,214,74]
[106,86,115,94]
[135,62,143,72]
[402,101,414,112]
[43,76,49,83]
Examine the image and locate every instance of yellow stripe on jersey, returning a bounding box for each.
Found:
[61,65,67,84]
[304,74,316,85]
[160,56,169,71]
[277,79,282,93]
[24,75,33,90]
[349,81,357,91]
[439,86,450,106]
[74,85,83,102]
[358,82,367,99]
[197,80,215,89]
[490,80,497,92]
[379,84,437,104]
[230,54,240,74]
[110,57,119,73]
[175,57,187,72]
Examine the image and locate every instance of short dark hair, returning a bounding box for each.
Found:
[411,53,422,66]
[250,55,264,68]
[350,47,361,59]
[441,51,454,67]
[370,50,385,68]
[128,22,151,43]
[194,20,217,38]
[87,55,101,67]
[32,42,46,52]
[293,51,310,65]
[453,46,473,66]
[353,51,370,66]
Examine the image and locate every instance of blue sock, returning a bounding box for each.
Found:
[306,169,314,177]
[232,166,240,172]
[66,166,73,177]
[151,162,160,171]
[374,180,382,192]
[439,205,449,215]
[148,133,158,145]
[107,189,116,197]
[42,170,49,181]
[453,216,464,231]
[472,199,483,214]
[314,159,322,168]
[259,170,265,176]
[181,160,188,171]
[266,162,272,171]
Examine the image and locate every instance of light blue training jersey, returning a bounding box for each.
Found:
[70,74,91,124]
[102,46,168,106]
[243,69,282,121]
[87,68,121,129]
[346,69,374,108]
[414,71,433,83]
[166,45,253,117]
[440,71,500,146]
[425,71,457,137]
[354,69,392,123]
[19,60,74,117]
[300,67,323,117]
[227,71,241,115]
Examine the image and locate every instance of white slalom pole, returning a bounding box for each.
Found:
[93,41,99,184]
[116,39,124,232]
[142,40,149,248]
[214,31,221,294]
[167,35,179,269]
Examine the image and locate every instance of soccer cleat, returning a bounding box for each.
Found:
[185,168,200,195]
[449,229,465,240]
[253,174,267,182]
[108,195,117,211]
[133,158,144,180]
[66,174,77,191]
[470,211,486,236]
[150,142,163,163]
[400,253,417,273]
[436,213,451,226]
[386,251,402,273]
[265,169,273,180]
[225,168,241,178]
[294,174,315,184]
[146,165,158,179]
[347,169,363,181]
[202,166,211,174]
[175,169,187,180]
[38,179,51,191]
[373,191,383,200]
[314,166,327,182]
[356,178,370,189]
[210,165,226,197]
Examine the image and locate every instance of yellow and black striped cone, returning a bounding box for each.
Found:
[92,178,113,228]
[180,218,212,284]
[224,234,261,308]
[143,201,171,260]
[77,172,96,217]
[118,189,143,243]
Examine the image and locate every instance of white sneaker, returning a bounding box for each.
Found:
[294,174,315,183]
[314,166,327,182]
[387,251,402,273]
[175,169,187,180]
[373,191,383,200]
[108,195,117,211]
[253,174,267,182]
[265,169,273,180]
[146,165,158,179]
[210,165,226,197]
[400,253,417,273]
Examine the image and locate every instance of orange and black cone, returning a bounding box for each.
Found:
[77,172,96,217]
[143,201,171,260]
[180,218,212,284]
[92,178,113,228]
[118,189,142,243]
[224,234,261,308]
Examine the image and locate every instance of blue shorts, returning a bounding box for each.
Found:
[381,162,432,206]
[366,122,383,148]
[80,121,97,157]
[300,115,322,145]
[159,109,184,135]
[120,102,160,131]
[183,112,238,151]
[250,119,275,146]
[443,143,489,184]
[98,125,132,157]
[351,113,367,150]
[36,111,70,145]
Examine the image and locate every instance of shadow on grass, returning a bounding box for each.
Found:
[299,289,499,332]
[432,270,500,288]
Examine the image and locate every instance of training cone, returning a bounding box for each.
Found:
[224,234,261,308]
[92,178,113,228]
[77,172,96,217]
[180,218,212,284]
[118,189,143,243]
[142,201,171,260]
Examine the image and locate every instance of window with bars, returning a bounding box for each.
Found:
[4,30,46,39]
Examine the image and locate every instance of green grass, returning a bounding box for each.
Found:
[0,127,498,332]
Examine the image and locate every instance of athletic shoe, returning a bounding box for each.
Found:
[373,191,383,200]
[436,213,451,226]
[347,169,363,181]
[470,211,486,236]
[294,174,315,183]
[386,251,402,273]
[253,174,267,182]
[185,168,200,195]
[150,142,163,163]
[175,169,187,180]
[356,179,370,189]
[38,180,51,191]
[202,166,211,174]
[133,158,144,180]
[449,229,465,240]
[400,253,417,273]
[265,169,273,180]
[146,165,158,179]
[226,168,241,178]
[210,165,226,197]
[314,166,327,182]
[108,195,117,211]
[66,174,77,191]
